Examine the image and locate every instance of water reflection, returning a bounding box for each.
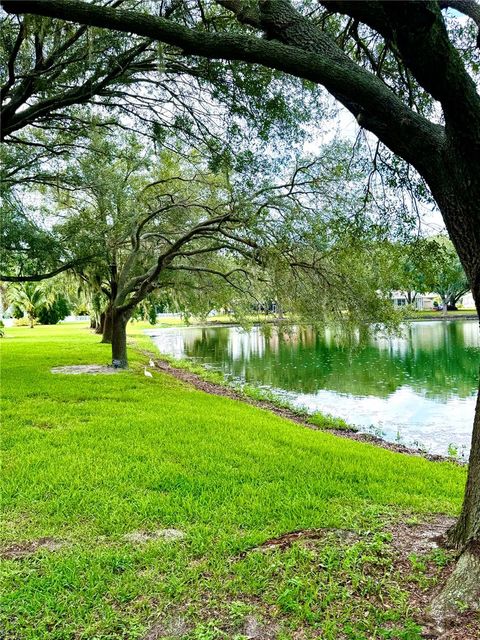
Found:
[149,321,479,456]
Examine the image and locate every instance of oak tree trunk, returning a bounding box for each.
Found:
[432,173,480,545]
[101,307,113,344]
[442,297,448,317]
[447,295,458,311]
[446,273,480,552]
[428,184,480,620]
[111,310,130,368]
[449,390,480,549]
[95,311,105,335]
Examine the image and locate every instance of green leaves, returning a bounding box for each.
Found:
[426,237,470,305]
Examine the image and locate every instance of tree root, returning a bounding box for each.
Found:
[427,544,480,635]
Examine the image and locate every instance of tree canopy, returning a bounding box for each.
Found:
[5,0,478,288]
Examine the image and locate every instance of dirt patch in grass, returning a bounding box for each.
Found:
[389,514,456,557]
[123,529,185,544]
[29,420,56,430]
[145,356,460,465]
[242,614,280,639]
[156,516,478,639]
[0,537,66,559]
[239,527,360,558]
[143,615,191,639]
[51,364,122,375]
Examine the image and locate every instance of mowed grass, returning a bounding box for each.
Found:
[409,309,477,318]
[0,324,466,639]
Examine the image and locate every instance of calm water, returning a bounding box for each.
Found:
[149,321,479,457]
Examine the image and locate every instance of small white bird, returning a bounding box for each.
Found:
[144,366,153,378]
[149,359,155,367]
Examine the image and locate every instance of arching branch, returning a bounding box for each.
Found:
[1,0,445,180]
[0,257,93,282]
[440,0,480,46]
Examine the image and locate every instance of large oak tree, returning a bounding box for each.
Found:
[47,131,396,366]
[2,0,480,621]
[1,0,314,281]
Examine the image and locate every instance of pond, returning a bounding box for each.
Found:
[149,320,479,457]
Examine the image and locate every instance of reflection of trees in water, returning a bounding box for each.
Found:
[182,322,479,399]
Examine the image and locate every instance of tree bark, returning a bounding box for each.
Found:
[428,540,480,629]
[446,275,480,551]
[430,181,480,543]
[449,389,480,549]
[101,307,112,343]
[95,311,105,335]
[111,310,130,368]
[430,393,480,623]
[427,247,480,621]
[431,170,480,544]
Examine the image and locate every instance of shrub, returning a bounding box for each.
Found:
[12,305,24,319]
[307,412,355,431]
[38,296,70,325]
[148,304,157,325]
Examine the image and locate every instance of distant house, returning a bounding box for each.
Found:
[391,291,437,310]
[458,291,475,309]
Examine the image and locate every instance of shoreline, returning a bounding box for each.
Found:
[133,341,466,466]
[407,313,478,322]
[146,314,479,334]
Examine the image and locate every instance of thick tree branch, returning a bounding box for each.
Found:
[115,211,237,310]
[440,0,480,46]
[215,0,261,27]
[322,1,480,141]
[0,257,93,282]
[1,0,446,179]
[165,264,253,295]
[0,20,25,101]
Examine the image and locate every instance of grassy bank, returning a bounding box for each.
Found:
[407,309,477,319]
[131,330,353,434]
[0,324,467,639]
[144,309,478,325]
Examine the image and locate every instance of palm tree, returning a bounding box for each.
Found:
[10,283,49,328]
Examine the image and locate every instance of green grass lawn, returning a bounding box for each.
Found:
[408,309,477,318]
[0,324,467,639]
